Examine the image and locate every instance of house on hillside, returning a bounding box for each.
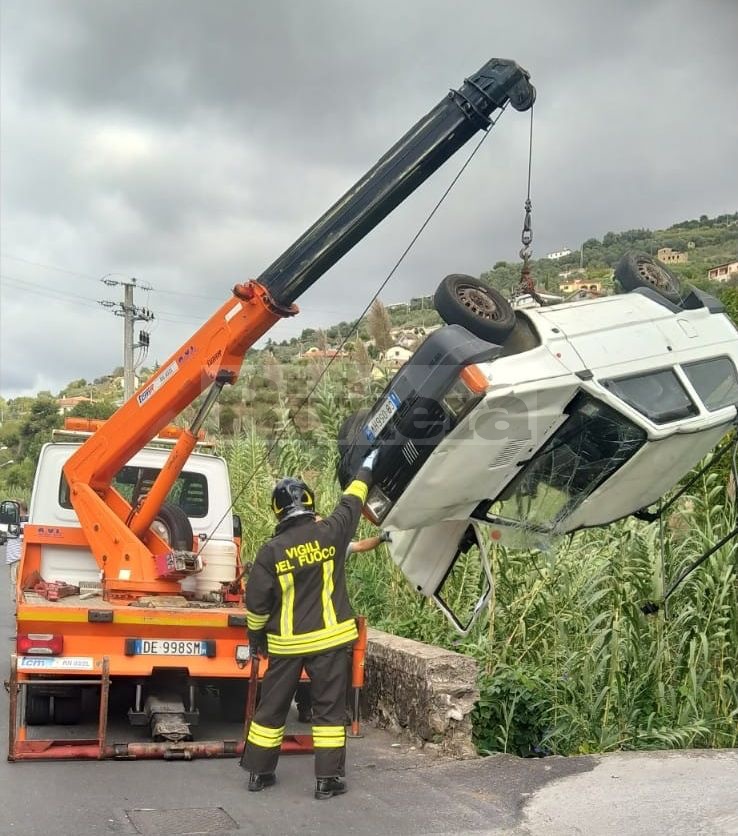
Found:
[299,346,348,360]
[546,248,572,260]
[558,277,603,294]
[707,260,738,283]
[389,326,426,349]
[657,247,688,264]
[381,345,413,368]
[57,396,95,416]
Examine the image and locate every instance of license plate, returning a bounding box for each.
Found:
[365,391,401,441]
[133,639,209,656]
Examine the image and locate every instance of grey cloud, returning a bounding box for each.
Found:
[1,0,737,398]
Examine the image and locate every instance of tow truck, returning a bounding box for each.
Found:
[6,58,536,761]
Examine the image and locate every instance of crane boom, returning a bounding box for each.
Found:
[63,58,535,598]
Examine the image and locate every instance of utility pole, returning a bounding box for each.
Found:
[99,277,155,401]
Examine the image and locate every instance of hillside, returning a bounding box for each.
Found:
[1,210,737,494]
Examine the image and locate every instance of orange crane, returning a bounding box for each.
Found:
[9,58,534,761]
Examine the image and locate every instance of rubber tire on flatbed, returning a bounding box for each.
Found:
[152,502,194,550]
[25,690,51,725]
[614,252,684,305]
[434,274,516,343]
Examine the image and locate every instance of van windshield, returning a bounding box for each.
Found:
[484,393,646,531]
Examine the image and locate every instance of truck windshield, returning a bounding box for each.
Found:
[60,467,209,518]
[484,393,646,531]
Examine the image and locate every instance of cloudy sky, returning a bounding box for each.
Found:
[1,0,736,399]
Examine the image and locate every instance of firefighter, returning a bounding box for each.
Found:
[242,450,378,799]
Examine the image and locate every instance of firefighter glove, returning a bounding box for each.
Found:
[362,448,380,471]
[248,629,268,658]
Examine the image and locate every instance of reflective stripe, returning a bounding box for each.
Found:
[278,572,295,637]
[312,725,346,748]
[267,618,358,656]
[247,721,285,749]
[246,611,269,630]
[344,479,368,503]
[321,561,337,628]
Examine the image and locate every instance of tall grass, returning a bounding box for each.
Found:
[223,409,738,756]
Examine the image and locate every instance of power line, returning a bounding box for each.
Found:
[0,251,219,301]
[0,273,103,310]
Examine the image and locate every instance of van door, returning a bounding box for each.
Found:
[388,519,492,635]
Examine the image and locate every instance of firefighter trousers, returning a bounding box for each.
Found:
[243,646,349,778]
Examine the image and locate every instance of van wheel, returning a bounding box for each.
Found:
[151,503,194,550]
[434,274,516,343]
[614,252,684,304]
[25,691,52,725]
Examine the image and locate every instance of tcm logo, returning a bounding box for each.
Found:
[177,345,197,365]
[137,383,156,406]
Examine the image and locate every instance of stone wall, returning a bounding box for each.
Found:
[363,627,479,758]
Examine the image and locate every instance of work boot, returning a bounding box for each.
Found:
[314,777,347,800]
[297,706,313,724]
[248,772,276,792]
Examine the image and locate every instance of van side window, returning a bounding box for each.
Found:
[682,357,738,412]
[602,368,698,424]
[59,467,209,518]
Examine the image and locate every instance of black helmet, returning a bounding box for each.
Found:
[271,477,315,522]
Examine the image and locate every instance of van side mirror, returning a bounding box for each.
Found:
[232,514,242,539]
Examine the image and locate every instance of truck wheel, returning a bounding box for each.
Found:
[25,690,51,725]
[219,681,247,723]
[53,691,83,725]
[434,274,515,343]
[614,252,684,305]
[152,502,194,551]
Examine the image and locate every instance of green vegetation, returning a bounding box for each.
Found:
[1,210,737,756]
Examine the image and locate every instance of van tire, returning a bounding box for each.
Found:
[153,503,194,551]
[614,252,684,304]
[434,274,516,343]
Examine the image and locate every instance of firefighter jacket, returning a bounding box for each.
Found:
[245,470,371,657]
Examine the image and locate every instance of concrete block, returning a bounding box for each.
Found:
[364,627,479,758]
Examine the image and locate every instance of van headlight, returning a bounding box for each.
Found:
[443,364,488,420]
[365,486,391,524]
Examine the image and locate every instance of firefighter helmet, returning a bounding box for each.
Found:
[271,477,316,522]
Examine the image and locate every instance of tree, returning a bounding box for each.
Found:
[12,398,62,487]
[368,300,393,353]
[69,400,117,420]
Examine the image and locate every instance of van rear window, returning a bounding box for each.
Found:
[683,357,738,412]
[60,466,209,518]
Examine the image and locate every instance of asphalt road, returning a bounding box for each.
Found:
[2,543,737,835]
